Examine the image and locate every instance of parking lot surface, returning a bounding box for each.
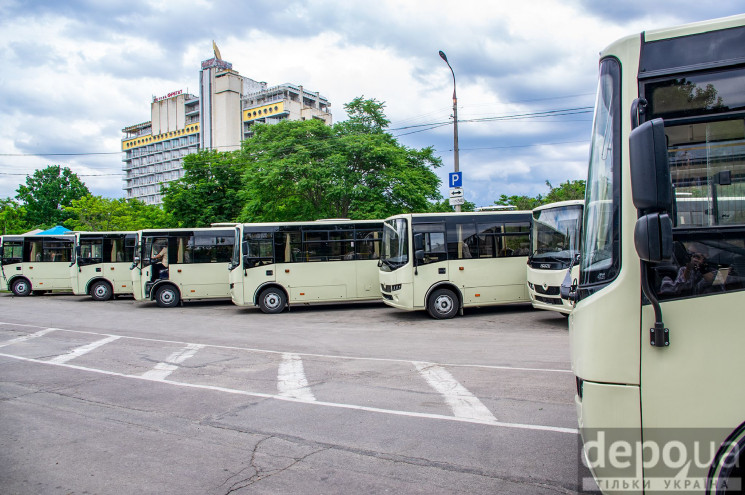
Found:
[0,294,585,494]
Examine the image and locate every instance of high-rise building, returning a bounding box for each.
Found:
[122,45,332,205]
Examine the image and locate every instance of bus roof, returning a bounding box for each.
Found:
[532,200,584,213]
[601,14,745,59]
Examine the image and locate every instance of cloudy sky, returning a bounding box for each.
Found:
[0,1,743,208]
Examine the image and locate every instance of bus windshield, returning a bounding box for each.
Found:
[580,58,621,287]
[532,205,582,264]
[380,218,408,271]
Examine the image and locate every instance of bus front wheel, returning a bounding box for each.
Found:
[258,288,286,314]
[155,285,180,308]
[90,281,113,301]
[427,288,459,319]
[11,279,32,297]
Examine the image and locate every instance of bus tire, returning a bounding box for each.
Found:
[155,285,180,308]
[258,287,286,314]
[11,279,32,297]
[90,280,113,301]
[427,288,459,319]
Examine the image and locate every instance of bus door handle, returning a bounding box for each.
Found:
[438,268,446,274]
[266,270,273,276]
[96,268,101,272]
[16,266,21,271]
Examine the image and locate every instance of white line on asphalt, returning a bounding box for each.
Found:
[413,361,498,423]
[0,322,571,374]
[47,336,121,365]
[277,353,316,401]
[0,351,578,435]
[0,327,57,348]
[141,343,204,381]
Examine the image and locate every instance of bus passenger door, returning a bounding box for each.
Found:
[412,226,448,309]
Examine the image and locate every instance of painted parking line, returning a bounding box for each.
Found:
[413,361,497,423]
[0,327,57,348]
[277,353,316,401]
[0,351,578,435]
[47,335,121,365]
[0,322,571,374]
[141,343,204,381]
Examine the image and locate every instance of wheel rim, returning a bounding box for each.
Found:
[434,294,454,315]
[263,292,282,310]
[15,281,28,294]
[94,284,109,298]
[160,289,175,304]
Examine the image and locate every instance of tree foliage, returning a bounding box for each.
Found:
[15,165,90,229]
[0,198,27,235]
[161,150,245,227]
[239,97,443,221]
[495,180,585,210]
[64,195,173,231]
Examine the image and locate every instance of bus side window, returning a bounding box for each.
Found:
[413,224,447,264]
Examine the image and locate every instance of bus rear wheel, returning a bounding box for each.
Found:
[155,285,180,308]
[258,288,286,314]
[11,279,32,297]
[427,288,459,319]
[90,281,113,301]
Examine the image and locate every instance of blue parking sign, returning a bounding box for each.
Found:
[449,172,462,188]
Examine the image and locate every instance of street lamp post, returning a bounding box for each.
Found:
[439,50,460,212]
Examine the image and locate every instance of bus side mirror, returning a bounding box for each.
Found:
[634,213,673,263]
[415,250,424,262]
[629,118,672,213]
[560,267,577,302]
[242,241,248,255]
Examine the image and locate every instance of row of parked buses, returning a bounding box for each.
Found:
[0,202,584,319]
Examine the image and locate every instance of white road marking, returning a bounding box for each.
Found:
[141,343,204,381]
[0,351,578,435]
[413,361,498,423]
[0,322,570,374]
[47,335,120,365]
[277,353,315,401]
[0,327,57,348]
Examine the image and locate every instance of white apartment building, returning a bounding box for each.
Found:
[122,47,332,205]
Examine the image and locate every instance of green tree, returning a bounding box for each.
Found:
[429,199,476,212]
[495,194,544,211]
[240,97,443,221]
[544,180,586,203]
[64,195,173,231]
[161,150,244,227]
[15,165,90,229]
[0,198,28,234]
[494,179,586,210]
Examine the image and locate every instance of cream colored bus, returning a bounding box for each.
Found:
[70,231,137,300]
[229,219,383,313]
[379,211,532,319]
[570,14,745,492]
[527,200,583,315]
[131,228,235,307]
[0,234,74,296]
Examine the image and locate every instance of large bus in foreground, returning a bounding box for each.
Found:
[379,211,532,319]
[130,228,234,307]
[229,219,383,313]
[70,231,137,300]
[527,200,583,315]
[571,14,745,492]
[0,234,74,296]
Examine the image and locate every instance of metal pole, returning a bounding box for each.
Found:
[439,51,460,212]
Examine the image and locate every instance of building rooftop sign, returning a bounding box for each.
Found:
[201,58,232,70]
[153,90,183,102]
